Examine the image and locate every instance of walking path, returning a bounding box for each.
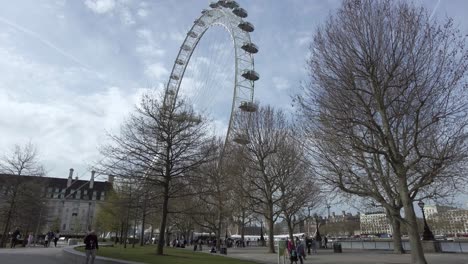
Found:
[188,246,468,264]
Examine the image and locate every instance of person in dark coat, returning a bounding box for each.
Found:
[84,230,99,264]
[11,227,20,248]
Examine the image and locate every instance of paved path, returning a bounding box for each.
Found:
[189,247,468,264]
[0,247,65,264]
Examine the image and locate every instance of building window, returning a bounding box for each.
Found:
[63,224,66,230]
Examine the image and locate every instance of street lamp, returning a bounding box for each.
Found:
[418,200,435,240]
[314,213,322,248]
[259,220,265,246]
[34,201,46,246]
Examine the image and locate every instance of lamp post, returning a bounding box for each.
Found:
[259,220,265,246]
[34,201,46,246]
[418,201,434,240]
[314,213,322,248]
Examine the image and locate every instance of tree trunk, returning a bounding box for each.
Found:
[241,211,245,247]
[391,216,404,254]
[216,208,222,251]
[0,190,17,248]
[140,202,146,246]
[156,190,169,255]
[399,180,427,264]
[267,203,275,253]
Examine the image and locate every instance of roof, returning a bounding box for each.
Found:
[0,173,113,200]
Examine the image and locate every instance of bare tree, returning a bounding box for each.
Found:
[0,142,45,247]
[98,91,215,255]
[188,140,233,251]
[297,1,468,263]
[276,135,322,242]
[236,105,295,253]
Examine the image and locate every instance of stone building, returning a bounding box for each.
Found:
[424,204,468,235]
[360,210,392,235]
[0,169,113,236]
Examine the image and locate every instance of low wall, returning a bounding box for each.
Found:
[335,240,468,253]
[62,244,144,264]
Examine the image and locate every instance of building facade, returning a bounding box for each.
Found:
[360,211,392,235]
[0,169,113,236]
[424,204,468,235]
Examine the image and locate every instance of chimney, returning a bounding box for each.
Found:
[67,168,74,188]
[108,175,114,183]
[90,170,95,189]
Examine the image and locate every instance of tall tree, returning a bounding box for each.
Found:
[99,92,215,255]
[297,1,468,263]
[236,105,294,253]
[0,142,45,247]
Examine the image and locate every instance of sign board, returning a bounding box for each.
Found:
[277,240,287,264]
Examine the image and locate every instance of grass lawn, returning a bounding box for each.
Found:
[76,245,258,264]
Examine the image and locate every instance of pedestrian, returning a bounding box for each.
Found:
[84,230,99,264]
[11,227,20,248]
[296,238,306,264]
[44,234,49,248]
[27,233,34,247]
[46,231,54,247]
[323,236,328,249]
[306,236,312,255]
[311,233,317,254]
[54,231,60,247]
[287,238,298,264]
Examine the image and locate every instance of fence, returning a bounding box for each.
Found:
[335,240,468,253]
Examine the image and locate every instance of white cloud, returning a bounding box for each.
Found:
[85,0,116,14]
[120,7,135,25]
[144,63,169,80]
[137,9,149,18]
[272,76,290,91]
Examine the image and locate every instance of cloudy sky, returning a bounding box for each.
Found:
[0,0,467,186]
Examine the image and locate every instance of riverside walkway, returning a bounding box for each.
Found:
[194,247,468,264]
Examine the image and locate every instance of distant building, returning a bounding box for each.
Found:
[327,211,360,224]
[360,210,392,235]
[424,204,468,235]
[0,169,113,236]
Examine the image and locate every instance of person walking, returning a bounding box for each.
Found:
[306,236,312,255]
[44,234,49,248]
[11,227,20,248]
[296,238,306,264]
[311,233,317,254]
[27,233,34,247]
[287,238,298,264]
[53,231,60,247]
[84,230,99,264]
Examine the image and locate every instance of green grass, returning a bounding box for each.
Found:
[76,245,258,264]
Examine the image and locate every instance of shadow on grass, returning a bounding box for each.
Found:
[77,245,258,264]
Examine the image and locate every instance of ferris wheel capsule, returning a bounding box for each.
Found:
[233,7,248,18]
[233,134,250,145]
[242,70,259,81]
[239,102,257,112]
[226,1,239,9]
[238,21,254,32]
[241,42,258,54]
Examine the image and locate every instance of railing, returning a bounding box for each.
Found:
[333,240,468,253]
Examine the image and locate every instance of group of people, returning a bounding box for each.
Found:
[43,230,60,247]
[9,227,60,248]
[287,235,329,264]
[287,237,307,264]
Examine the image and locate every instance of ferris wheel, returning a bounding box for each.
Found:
[164,0,259,146]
